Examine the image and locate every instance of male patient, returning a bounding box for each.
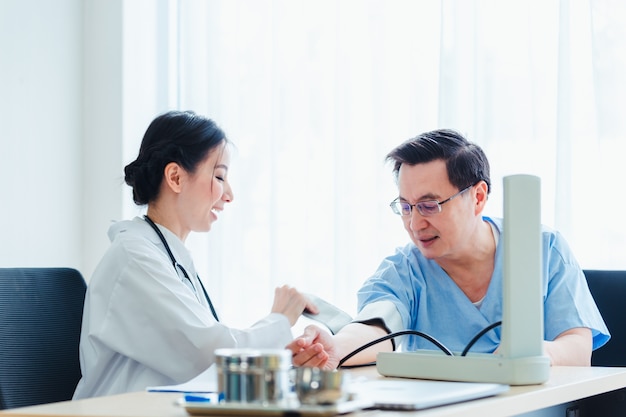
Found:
[288,129,609,369]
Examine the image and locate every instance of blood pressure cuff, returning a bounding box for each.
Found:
[353,300,404,350]
[302,293,354,335]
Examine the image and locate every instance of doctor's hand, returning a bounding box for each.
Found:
[271,285,318,326]
[286,325,340,371]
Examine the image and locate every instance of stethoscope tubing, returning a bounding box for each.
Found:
[144,215,219,321]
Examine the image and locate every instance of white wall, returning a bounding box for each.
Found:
[0,0,125,279]
[0,0,83,270]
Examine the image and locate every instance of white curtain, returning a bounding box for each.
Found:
[124,0,626,328]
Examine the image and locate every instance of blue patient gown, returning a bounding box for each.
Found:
[355,217,610,354]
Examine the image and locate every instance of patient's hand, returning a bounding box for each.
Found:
[286,325,340,370]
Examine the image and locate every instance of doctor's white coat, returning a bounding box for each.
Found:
[73,217,292,399]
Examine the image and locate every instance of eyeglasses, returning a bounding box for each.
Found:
[389,184,473,217]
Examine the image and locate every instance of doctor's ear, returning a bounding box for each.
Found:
[163,162,184,193]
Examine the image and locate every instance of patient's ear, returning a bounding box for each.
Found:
[474,181,489,214]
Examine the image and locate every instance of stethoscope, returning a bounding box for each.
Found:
[144,215,220,321]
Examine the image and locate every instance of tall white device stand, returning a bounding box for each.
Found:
[376,175,551,385]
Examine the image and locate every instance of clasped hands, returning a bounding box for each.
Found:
[286,325,340,370]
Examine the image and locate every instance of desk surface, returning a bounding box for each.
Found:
[2,366,626,417]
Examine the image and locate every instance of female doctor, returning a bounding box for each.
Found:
[73,110,318,399]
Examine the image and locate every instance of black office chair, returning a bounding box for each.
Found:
[584,269,626,367]
[576,270,626,414]
[0,267,87,409]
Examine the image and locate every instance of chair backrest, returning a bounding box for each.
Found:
[0,267,87,409]
[584,269,626,367]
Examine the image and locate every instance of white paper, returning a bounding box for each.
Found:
[146,364,218,393]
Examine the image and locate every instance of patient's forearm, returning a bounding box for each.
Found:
[543,328,592,366]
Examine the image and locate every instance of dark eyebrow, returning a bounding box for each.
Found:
[398,192,439,202]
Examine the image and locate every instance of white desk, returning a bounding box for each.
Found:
[2,366,626,417]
